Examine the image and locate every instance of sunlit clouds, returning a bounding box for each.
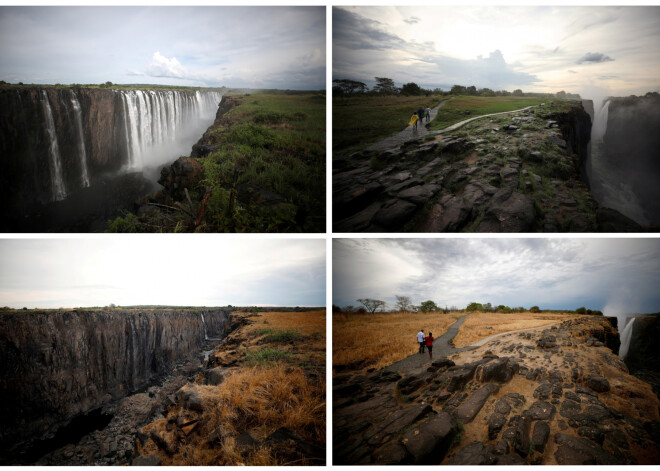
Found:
[0,6,325,89]
[333,239,660,315]
[333,6,660,98]
[0,238,326,309]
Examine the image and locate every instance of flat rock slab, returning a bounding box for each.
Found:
[455,383,500,424]
[401,411,458,464]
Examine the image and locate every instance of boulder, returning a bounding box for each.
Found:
[176,385,204,412]
[584,375,610,393]
[448,441,497,465]
[476,188,535,232]
[554,433,619,464]
[475,357,519,383]
[455,384,500,424]
[373,199,418,229]
[131,455,162,466]
[422,196,472,232]
[401,412,458,464]
[397,184,440,206]
[527,401,556,421]
[531,421,550,452]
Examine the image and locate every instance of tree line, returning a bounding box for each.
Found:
[333,76,580,100]
[332,297,602,316]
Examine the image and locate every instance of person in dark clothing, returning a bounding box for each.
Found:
[417,107,425,126]
[425,332,434,360]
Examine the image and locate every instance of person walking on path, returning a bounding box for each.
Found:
[409,111,419,130]
[425,332,435,361]
[417,329,425,354]
[417,107,425,126]
[425,106,431,123]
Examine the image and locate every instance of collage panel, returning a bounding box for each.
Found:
[332,237,660,465]
[332,6,660,233]
[0,5,326,233]
[0,237,326,465]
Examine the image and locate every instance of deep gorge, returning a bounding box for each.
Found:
[0,87,222,231]
[0,309,230,458]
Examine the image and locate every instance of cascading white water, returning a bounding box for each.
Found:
[200,312,209,341]
[120,90,222,171]
[40,90,67,201]
[619,317,636,360]
[592,100,610,142]
[69,90,90,188]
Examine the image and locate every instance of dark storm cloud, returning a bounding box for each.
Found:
[333,239,660,315]
[333,7,408,52]
[577,52,615,64]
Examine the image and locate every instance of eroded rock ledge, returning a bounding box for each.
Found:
[333,101,640,232]
[333,316,660,465]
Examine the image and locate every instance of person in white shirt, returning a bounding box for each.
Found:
[425,107,431,123]
[417,329,425,354]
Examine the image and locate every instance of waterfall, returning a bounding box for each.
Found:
[200,312,209,340]
[40,90,67,201]
[119,89,222,170]
[129,318,138,385]
[619,317,636,360]
[592,100,610,142]
[69,90,90,188]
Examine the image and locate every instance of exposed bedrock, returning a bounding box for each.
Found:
[0,309,230,453]
[333,315,660,465]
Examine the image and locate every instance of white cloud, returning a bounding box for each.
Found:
[145,51,189,79]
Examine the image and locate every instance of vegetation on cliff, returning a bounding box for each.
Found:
[107,92,325,232]
[134,310,326,465]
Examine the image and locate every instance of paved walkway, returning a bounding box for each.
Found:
[430,106,535,134]
[366,99,449,152]
[384,315,477,373]
[366,103,535,153]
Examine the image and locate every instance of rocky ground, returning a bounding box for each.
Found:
[333,316,660,465]
[20,311,324,466]
[333,100,642,232]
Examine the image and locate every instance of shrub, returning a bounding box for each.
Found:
[241,347,294,366]
[529,306,541,313]
[257,328,303,343]
[576,307,587,314]
[466,302,484,312]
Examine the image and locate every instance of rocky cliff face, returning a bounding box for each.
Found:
[0,309,230,453]
[600,95,660,225]
[333,100,609,232]
[334,315,660,465]
[0,87,222,227]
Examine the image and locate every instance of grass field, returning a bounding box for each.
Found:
[138,309,326,465]
[451,311,578,347]
[428,95,546,130]
[333,311,464,372]
[106,92,325,233]
[333,95,442,156]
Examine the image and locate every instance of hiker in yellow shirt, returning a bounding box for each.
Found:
[409,111,419,130]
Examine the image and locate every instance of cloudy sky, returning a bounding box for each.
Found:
[334,6,660,98]
[333,238,660,315]
[0,238,325,309]
[0,6,325,89]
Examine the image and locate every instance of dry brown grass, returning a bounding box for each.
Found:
[246,309,326,337]
[333,311,464,372]
[452,312,577,347]
[138,310,326,466]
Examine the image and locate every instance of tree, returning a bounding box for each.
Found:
[529,305,540,313]
[512,89,524,96]
[357,298,386,314]
[451,84,467,95]
[343,305,355,313]
[100,81,113,89]
[466,85,478,96]
[332,304,342,313]
[419,300,439,312]
[466,302,484,312]
[401,82,423,96]
[373,77,398,94]
[479,87,496,97]
[333,79,367,95]
[483,302,493,312]
[556,90,567,99]
[395,295,413,313]
[576,306,587,314]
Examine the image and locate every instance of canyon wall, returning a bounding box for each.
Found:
[0,309,230,452]
[0,87,222,221]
